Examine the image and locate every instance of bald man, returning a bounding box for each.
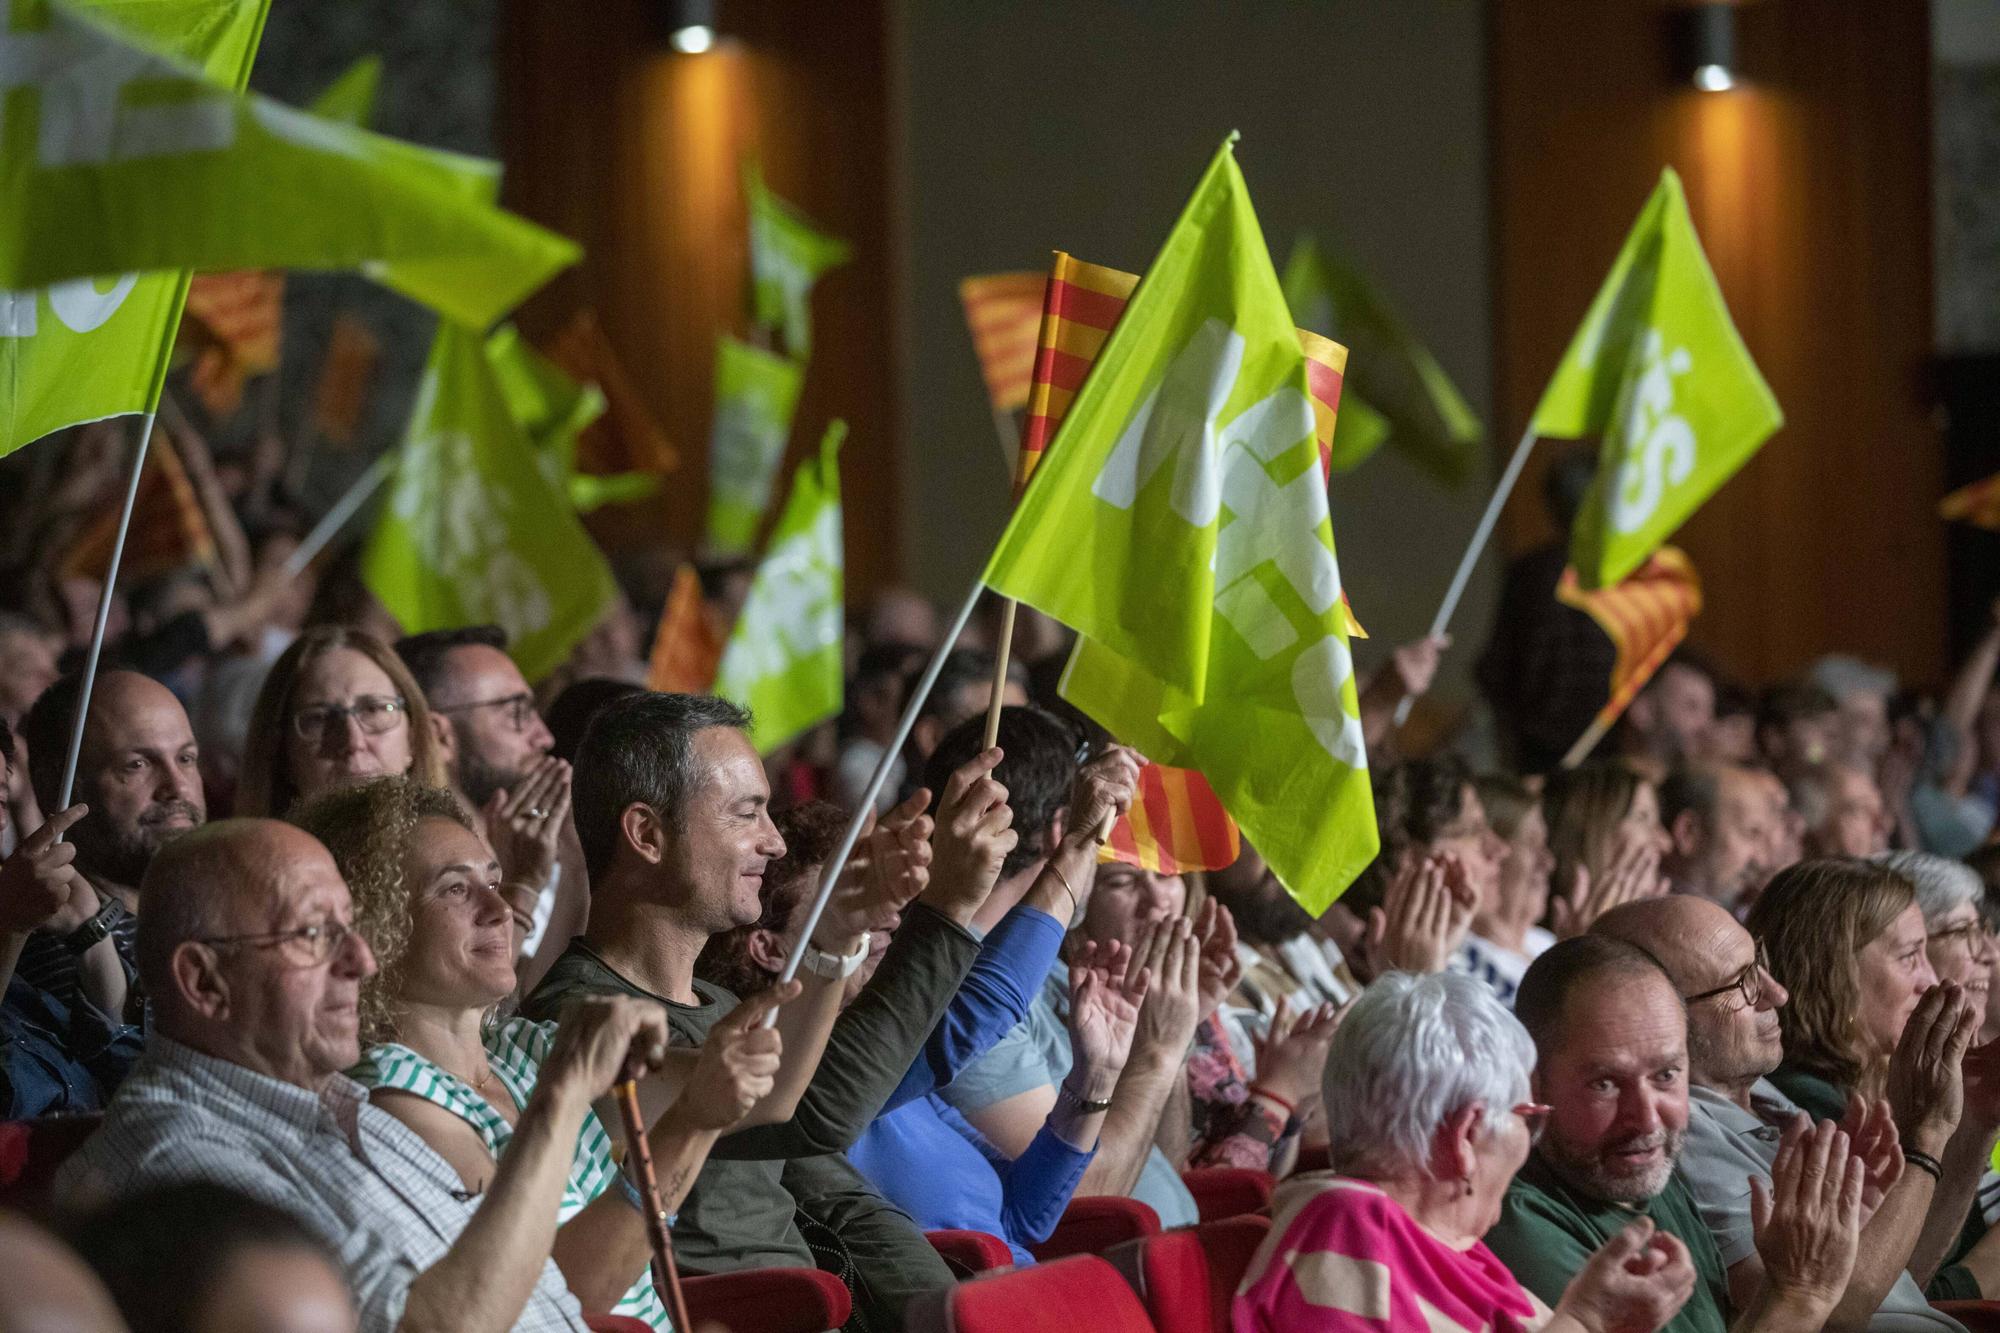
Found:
[1595,896,1967,1330]
[59,818,675,1333]
[12,669,206,1023]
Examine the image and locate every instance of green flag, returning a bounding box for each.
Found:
[707,334,804,555]
[1535,168,1781,589]
[1281,234,1480,485]
[362,322,616,682]
[306,53,381,127]
[983,138,1377,912]
[745,159,849,358]
[482,324,655,513]
[0,2,578,330]
[0,0,269,454]
[714,420,845,754]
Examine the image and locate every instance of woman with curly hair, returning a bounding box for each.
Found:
[290,775,798,1328]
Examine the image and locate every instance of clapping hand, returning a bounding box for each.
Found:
[1556,1217,1698,1333]
[484,755,572,892]
[816,790,934,953]
[925,749,1019,920]
[1192,897,1243,1022]
[1067,938,1146,1098]
[1838,1095,1904,1227]
[1551,837,1666,939]
[1359,852,1477,976]
[1751,1117,1863,1321]
[1251,997,1345,1110]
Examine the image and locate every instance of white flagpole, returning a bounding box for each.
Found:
[56,411,159,811]
[283,451,393,577]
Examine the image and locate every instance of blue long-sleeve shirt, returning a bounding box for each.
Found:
[848,901,1092,1263]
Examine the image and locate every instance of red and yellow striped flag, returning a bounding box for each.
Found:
[1101,761,1243,877]
[544,310,681,478]
[309,313,381,447]
[58,427,218,583]
[958,272,1045,413]
[182,270,285,417]
[1941,471,2000,530]
[647,563,724,694]
[1556,545,1703,728]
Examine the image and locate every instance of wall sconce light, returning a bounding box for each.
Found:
[661,0,717,54]
[1674,4,1738,92]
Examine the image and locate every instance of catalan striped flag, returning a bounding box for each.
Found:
[647,563,724,694]
[310,313,381,447]
[958,272,1045,413]
[1556,545,1703,729]
[544,310,681,478]
[181,269,285,417]
[1101,761,1244,877]
[58,425,217,583]
[1941,471,2000,531]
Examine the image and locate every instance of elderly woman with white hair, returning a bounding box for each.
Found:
[1235,971,1696,1332]
[1877,851,1997,1020]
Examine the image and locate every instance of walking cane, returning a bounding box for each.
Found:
[612,1068,694,1333]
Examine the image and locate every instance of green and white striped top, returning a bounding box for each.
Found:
[350,1017,671,1330]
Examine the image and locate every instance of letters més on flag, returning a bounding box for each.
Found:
[1535,168,1781,590]
[713,422,846,754]
[985,138,1378,912]
[1555,546,1702,731]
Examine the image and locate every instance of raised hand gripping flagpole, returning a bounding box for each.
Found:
[1391,421,1538,729]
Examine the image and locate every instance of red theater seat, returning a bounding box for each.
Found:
[1180,1166,1275,1221]
[1103,1214,1272,1333]
[1028,1195,1161,1263]
[679,1266,851,1333]
[932,1254,1156,1333]
[927,1227,1016,1274]
[0,1116,100,1209]
[1934,1302,2000,1333]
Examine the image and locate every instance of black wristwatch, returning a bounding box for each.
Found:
[62,898,119,955]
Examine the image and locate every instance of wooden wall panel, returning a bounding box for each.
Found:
[1492,0,1941,686]
[494,0,897,598]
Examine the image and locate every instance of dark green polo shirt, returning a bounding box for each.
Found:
[1484,1150,1732,1333]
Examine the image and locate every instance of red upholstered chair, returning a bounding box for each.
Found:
[1028,1195,1162,1263]
[584,1317,655,1333]
[1934,1303,2000,1333]
[1102,1214,1272,1333]
[0,1116,100,1209]
[679,1267,851,1333]
[928,1228,1016,1275]
[1180,1166,1275,1222]
[932,1254,1156,1333]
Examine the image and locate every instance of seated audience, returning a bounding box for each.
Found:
[396,626,581,982]
[1749,858,2000,1297]
[58,817,673,1331]
[71,1182,359,1333]
[1756,683,1838,775]
[1883,851,1999,1017]
[1542,760,1671,935]
[1457,773,1556,1003]
[1809,655,1898,774]
[1788,763,1893,859]
[1487,934,1865,1332]
[237,626,446,818]
[1236,970,1698,1333]
[1616,653,1717,782]
[524,692,994,1331]
[1657,762,1776,914]
[1596,894,1969,1328]
[543,677,642,765]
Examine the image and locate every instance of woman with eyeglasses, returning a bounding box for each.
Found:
[237,627,447,819]
[1236,971,1696,1333]
[292,775,800,1329]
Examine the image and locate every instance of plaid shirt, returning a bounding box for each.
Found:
[58,1034,588,1333]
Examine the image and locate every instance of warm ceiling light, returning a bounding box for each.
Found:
[1674,4,1739,92]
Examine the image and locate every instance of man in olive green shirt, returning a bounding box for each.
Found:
[1487,935,1860,1333]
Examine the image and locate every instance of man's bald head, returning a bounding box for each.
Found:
[1593,895,1740,994]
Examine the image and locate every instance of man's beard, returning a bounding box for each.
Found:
[77,800,203,887]
[1539,1124,1683,1204]
[458,746,529,810]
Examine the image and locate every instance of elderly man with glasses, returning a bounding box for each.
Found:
[1596,895,1973,1331]
[397,627,579,987]
[60,817,672,1333]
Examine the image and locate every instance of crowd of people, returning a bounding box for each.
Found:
[2,447,2000,1333]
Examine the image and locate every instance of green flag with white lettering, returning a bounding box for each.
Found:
[707,334,804,555]
[983,139,1377,912]
[1536,168,1781,589]
[362,322,616,682]
[1281,234,1479,484]
[745,159,849,358]
[0,1,578,331]
[714,420,845,754]
[0,0,269,454]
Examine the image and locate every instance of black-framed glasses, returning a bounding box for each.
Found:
[1685,938,1770,1008]
[196,918,357,967]
[292,694,408,742]
[436,692,537,734]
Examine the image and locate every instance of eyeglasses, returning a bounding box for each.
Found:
[197,918,357,967]
[292,694,408,742]
[1512,1102,1552,1144]
[1931,920,1995,953]
[435,692,538,734]
[1685,938,1771,1008]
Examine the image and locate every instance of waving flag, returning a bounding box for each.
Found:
[715,422,845,753]
[745,160,850,358]
[959,272,1045,413]
[180,269,283,416]
[987,139,1377,911]
[707,335,804,554]
[1537,169,1781,589]
[0,2,579,331]
[647,563,723,694]
[57,424,215,582]
[543,310,681,480]
[362,323,615,682]
[1556,546,1703,733]
[309,313,379,446]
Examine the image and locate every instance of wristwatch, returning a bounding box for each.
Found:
[62,897,120,955]
[798,932,871,981]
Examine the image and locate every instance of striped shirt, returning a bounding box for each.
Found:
[351,1017,669,1330]
[57,1034,588,1333]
